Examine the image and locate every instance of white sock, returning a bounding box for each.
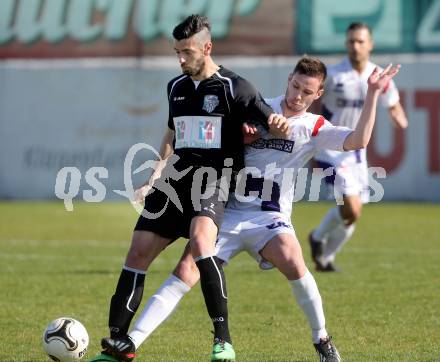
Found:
[313,207,344,241]
[290,270,327,344]
[322,224,355,265]
[129,274,191,349]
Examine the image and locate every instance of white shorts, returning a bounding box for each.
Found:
[215,208,296,270]
[334,161,369,203]
[315,149,370,204]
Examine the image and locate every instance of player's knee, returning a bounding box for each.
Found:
[126,232,167,268]
[274,251,307,280]
[278,258,307,280]
[189,232,216,257]
[126,240,146,259]
[125,242,153,268]
[173,259,200,288]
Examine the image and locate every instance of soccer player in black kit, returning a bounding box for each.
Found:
[88,14,289,362]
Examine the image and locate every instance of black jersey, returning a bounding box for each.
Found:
[167,66,273,171]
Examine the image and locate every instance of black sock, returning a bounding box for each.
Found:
[108,268,145,338]
[196,256,231,344]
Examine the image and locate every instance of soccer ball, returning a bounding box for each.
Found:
[43,317,89,362]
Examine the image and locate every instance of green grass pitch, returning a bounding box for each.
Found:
[0,201,439,361]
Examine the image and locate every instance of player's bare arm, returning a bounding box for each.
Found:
[343,64,401,151]
[133,128,175,203]
[388,101,408,129]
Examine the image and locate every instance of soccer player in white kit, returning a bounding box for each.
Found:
[125,57,401,361]
[310,23,408,272]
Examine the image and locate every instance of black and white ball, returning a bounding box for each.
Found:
[43,317,89,362]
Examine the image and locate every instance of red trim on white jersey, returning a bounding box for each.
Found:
[312,116,325,137]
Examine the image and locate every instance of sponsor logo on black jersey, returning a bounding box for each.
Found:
[175,119,186,140]
[198,120,215,141]
[250,138,295,153]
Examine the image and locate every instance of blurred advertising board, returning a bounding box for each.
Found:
[1,56,439,201]
[1,0,440,57]
[0,0,294,57]
[297,0,440,54]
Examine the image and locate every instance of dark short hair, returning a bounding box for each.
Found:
[346,22,372,36]
[172,14,211,40]
[293,56,327,87]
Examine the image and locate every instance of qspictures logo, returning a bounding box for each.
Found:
[54,143,387,217]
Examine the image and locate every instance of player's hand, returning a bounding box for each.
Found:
[132,185,151,205]
[368,64,401,93]
[242,122,260,144]
[268,113,291,139]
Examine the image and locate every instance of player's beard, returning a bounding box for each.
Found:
[349,51,369,68]
[182,57,205,77]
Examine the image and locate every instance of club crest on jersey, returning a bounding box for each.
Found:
[202,95,219,113]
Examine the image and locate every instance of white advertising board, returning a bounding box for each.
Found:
[1,56,439,201]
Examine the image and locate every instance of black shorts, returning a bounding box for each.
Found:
[134,169,227,241]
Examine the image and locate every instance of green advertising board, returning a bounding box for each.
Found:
[296,0,440,53]
[0,0,261,44]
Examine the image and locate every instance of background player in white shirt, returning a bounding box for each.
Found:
[126,57,400,361]
[310,22,408,272]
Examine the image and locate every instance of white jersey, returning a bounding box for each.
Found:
[316,57,400,166]
[229,95,352,217]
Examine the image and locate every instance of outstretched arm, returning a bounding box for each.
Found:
[343,64,401,151]
[388,102,408,129]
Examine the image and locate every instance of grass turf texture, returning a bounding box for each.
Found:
[0,201,439,362]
